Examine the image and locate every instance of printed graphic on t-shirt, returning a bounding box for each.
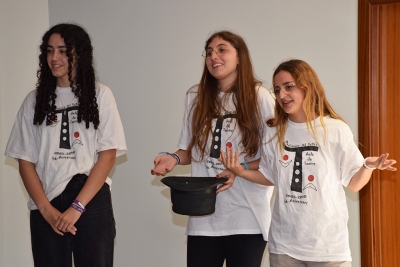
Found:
[206,111,237,171]
[50,103,83,161]
[209,111,237,159]
[280,141,319,205]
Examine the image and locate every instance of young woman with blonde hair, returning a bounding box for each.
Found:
[220,59,396,267]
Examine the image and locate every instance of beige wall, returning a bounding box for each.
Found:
[0,0,49,266]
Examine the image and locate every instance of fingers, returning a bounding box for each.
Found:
[216,170,235,194]
[151,155,176,176]
[375,153,397,171]
[217,170,231,178]
[52,226,64,236]
[216,184,231,194]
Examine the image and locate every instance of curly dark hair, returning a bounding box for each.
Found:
[33,23,99,129]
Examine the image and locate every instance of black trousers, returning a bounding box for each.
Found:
[187,234,267,267]
[30,174,116,267]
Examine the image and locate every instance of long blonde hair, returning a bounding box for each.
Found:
[267,59,344,152]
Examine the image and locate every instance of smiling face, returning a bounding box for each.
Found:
[205,36,238,92]
[273,70,306,123]
[47,34,76,87]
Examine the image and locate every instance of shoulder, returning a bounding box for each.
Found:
[19,89,37,113]
[256,84,274,102]
[255,84,269,95]
[95,83,118,107]
[95,82,112,96]
[265,124,277,138]
[185,84,199,102]
[96,83,116,100]
[323,116,354,138]
[186,84,199,94]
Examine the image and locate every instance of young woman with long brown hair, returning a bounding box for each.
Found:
[151,31,275,267]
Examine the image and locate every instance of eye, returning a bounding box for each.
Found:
[273,88,280,95]
[60,49,67,54]
[205,49,213,58]
[217,46,228,54]
[285,84,295,91]
[47,49,54,54]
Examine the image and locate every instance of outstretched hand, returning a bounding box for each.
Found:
[151,154,177,176]
[367,153,397,171]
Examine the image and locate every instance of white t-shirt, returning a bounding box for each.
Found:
[178,85,275,240]
[259,117,364,261]
[5,83,127,210]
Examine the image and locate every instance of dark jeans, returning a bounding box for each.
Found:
[30,174,116,267]
[187,234,267,267]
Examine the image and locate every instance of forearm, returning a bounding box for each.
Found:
[238,169,273,186]
[246,159,260,170]
[347,166,373,192]
[347,154,397,192]
[75,149,116,206]
[18,159,52,212]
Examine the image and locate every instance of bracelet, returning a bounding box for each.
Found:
[240,162,250,170]
[71,199,86,213]
[363,157,376,170]
[159,152,180,165]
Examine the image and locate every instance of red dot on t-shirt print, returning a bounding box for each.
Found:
[283,154,289,161]
[226,142,232,149]
[308,175,314,182]
[74,132,79,138]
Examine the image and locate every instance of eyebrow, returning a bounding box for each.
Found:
[282,81,294,85]
[46,45,67,49]
[206,43,228,49]
[274,81,295,88]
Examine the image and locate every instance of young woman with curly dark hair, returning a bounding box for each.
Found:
[151,31,275,267]
[5,23,127,267]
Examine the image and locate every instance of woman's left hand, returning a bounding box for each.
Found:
[54,207,82,234]
[366,153,397,171]
[215,169,236,193]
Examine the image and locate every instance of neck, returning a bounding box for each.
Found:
[218,81,234,93]
[288,112,307,123]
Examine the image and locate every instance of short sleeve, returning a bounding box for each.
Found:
[5,90,39,163]
[95,85,127,157]
[177,86,197,150]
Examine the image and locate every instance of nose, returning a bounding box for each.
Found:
[278,88,287,98]
[211,50,219,59]
[51,50,60,61]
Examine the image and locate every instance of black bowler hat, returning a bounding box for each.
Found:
[161,176,228,216]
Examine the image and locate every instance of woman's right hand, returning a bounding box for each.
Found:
[40,204,77,236]
[151,154,177,176]
[219,147,244,177]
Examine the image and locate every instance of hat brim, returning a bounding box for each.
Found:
[161,176,228,192]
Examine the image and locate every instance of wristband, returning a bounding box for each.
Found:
[240,162,250,170]
[363,157,376,170]
[159,152,180,165]
[71,199,86,213]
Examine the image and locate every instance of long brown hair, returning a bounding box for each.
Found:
[267,59,344,152]
[187,31,263,161]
